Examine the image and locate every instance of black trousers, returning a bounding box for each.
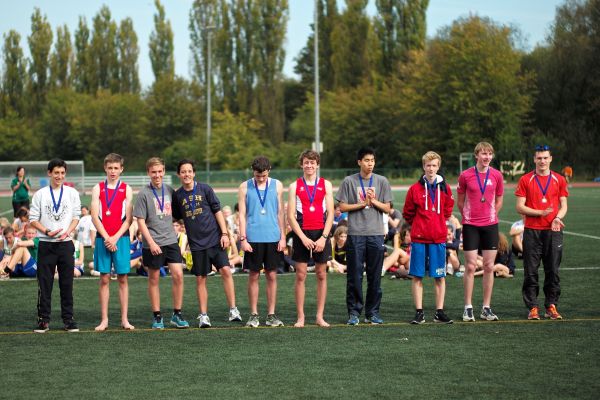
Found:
[346,235,385,318]
[37,241,75,323]
[522,228,563,309]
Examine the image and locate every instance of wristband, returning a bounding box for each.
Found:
[239,236,246,242]
[45,229,51,235]
[554,216,561,221]
[322,234,329,239]
[221,232,229,236]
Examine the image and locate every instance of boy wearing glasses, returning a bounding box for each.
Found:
[515,145,568,320]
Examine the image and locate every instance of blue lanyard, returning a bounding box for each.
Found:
[474,166,491,199]
[254,178,269,210]
[150,183,165,213]
[302,177,318,206]
[49,185,64,214]
[104,180,120,212]
[358,175,373,202]
[534,173,552,197]
[427,180,437,207]
[189,182,198,215]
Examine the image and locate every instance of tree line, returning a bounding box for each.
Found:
[0,0,598,176]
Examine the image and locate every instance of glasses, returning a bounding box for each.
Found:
[535,144,551,151]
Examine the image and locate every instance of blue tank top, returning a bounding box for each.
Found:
[246,178,281,243]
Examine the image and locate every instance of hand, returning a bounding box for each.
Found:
[314,236,326,252]
[220,235,230,250]
[57,232,70,241]
[301,235,315,251]
[277,238,286,252]
[150,242,162,255]
[366,187,376,200]
[241,240,253,253]
[105,236,118,252]
[551,218,564,232]
[47,229,63,238]
[540,207,553,217]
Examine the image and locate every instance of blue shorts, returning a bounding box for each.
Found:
[94,236,131,275]
[409,243,446,278]
[14,257,37,277]
[75,265,84,275]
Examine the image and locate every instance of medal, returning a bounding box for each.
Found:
[302,177,318,214]
[104,180,120,218]
[254,178,269,216]
[151,183,166,218]
[431,206,436,212]
[309,205,315,212]
[534,173,552,205]
[159,215,164,220]
[49,185,64,220]
[426,179,437,211]
[191,216,196,220]
[541,197,547,203]
[474,166,491,204]
[358,174,373,208]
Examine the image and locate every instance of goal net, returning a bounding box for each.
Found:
[0,160,85,195]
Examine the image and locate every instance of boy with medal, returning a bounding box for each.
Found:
[172,159,242,328]
[457,142,504,322]
[336,147,392,325]
[287,150,334,327]
[90,153,134,331]
[237,156,286,327]
[515,145,568,320]
[134,157,189,329]
[403,151,454,324]
[29,159,81,333]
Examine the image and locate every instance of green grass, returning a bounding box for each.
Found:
[1,186,599,399]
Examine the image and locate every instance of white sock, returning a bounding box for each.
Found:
[465,304,473,310]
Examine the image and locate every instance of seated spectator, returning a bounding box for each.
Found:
[76,205,94,248]
[0,226,38,279]
[12,207,30,238]
[56,232,85,279]
[382,231,410,278]
[0,227,19,266]
[226,203,240,235]
[328,225,348,273]
[11,166,31,217]
[227,229,243,272]
[332,203,348,231]
[475,233,514,278]
[510,217,524,258]
[445,227,464,277]
[386,202,403,241]
[390,225,412,279]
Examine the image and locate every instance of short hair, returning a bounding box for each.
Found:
[251,156,271,173]
[474,142,494,156]
[104,153,124,166]
[3,226,14,236]
[81,205,89,211]
[16,208,29,219]
[177,159,196,174]
[48,159,67,172]
[222,205,232,214]
[422,151,442,166]
[26,225,37,232]
[298,150,320,166]
[357,147,375,161]
[145,157,165,171]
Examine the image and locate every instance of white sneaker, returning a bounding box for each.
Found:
[446,263,454,275]
[90,270,101,277]
[197,314,211,328]
[229,307,242,322]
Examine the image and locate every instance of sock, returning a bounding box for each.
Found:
[436,309,443,313]
[482,305,490,309]
[153,311,161,319]
[465,304,473,310]
[416,309,423,313]
[173,309,181,315]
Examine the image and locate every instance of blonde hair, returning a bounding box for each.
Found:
[474,142,494,156]
[498,232,509,254]
[146,157,165,171]
[422,151,442,166]
[333,225,348,242]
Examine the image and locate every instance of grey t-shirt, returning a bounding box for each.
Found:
[134,184,178,247]
[336,173,393,236]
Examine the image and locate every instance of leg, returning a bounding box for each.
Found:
[36,242,57,323]
[412,277,423,309]
[56,242,75,323]
[315,263,329,327]
[542,231,563,308]
[522,229,543,309]
[481,250,497,307]
[95,274,111,331]
[219,266,236,308]
[118,274,133,329]
[247,271,260,314]
[364,235,385,318]
[148,268,161,313]
[434,277,446,310]
[7,247,30,272]
[294,262,308,327]
[196,276,208,314]
[265,269,277,315]
[494,264,512,278]
[463,250,478,306]
[169,263,184,310]
[346,235,365,317]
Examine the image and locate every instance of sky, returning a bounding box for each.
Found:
[0,0,565,88]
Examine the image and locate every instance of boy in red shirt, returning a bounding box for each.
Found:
[403,151,454,324]
[515,145,568,320]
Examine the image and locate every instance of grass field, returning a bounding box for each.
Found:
[1,186,599,399]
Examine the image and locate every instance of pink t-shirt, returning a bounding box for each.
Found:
[457,166,504,226]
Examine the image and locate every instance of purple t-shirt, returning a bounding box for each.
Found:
[457,166,504,226]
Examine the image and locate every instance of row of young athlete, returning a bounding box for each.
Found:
[26,141,568,333]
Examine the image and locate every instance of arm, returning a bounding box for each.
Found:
[494,195,504,215]
[515,196,553,218]
[237,182,252,253]
[90,184,113,249]
[367,186,391,214]
[552,196,568,231]
[76,242,84,265]
[276,181,286,252]
[24,178,31,191]
[106,184,134,249]
[457,192,465,215]
[214,211,231,249]
[136,217,162,255]
[402,187,415,225]
[11,178,21,193]
[287,181,315,251]
[16,239,35,248]
[57,189,81,241]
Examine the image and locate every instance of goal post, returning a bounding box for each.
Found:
[0,160,85,195]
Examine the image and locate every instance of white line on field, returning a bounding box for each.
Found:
[498,219,600,240]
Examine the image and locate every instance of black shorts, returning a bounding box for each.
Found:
[462,224,499,251]
[191,246,230,276]
[142,243,183,269]
[243,242,283,272]
[292,229,332,264]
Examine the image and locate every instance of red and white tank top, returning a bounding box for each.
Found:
[99,181,128,236]
[295,177,326,230]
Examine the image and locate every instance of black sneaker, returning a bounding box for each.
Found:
[434,310,454,324]
[410,311,425,324]
[64,320,79,332]
[34,320,49,333]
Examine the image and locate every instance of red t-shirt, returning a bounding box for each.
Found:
[98,181,128,236]
[295,177,326,230]
[515,171,568,230]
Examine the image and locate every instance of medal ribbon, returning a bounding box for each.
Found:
[49,185,64,214]
[104,180,120,213]
[189,182,197,217]
[254,178,269,211]
[150,183,165,214]
[474,166,491,199]
[302,177,318,208]
[358,175,373,203]
[534,173,552,198]
[427,180,437,208]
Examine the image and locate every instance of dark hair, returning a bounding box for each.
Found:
[356,147,375,161]
[15,166,24,176]
[16,208,29,219]
[47,158,67,172]
[534,144,552,155]
[3,226,14,236]
[177,159,196,174]
[298,150,320,166]
[251,156,271,173]
[81,205,89,211]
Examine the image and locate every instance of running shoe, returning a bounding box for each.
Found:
[410,311,425,325]
[246,313,260,328]
[544,304,562,320]
[266,314,284,327]
[433,310,453,324]
[170,313,190,329]
[197,314,212,328]
[480,307,499,321]
[229,307,242,322]
[462,307,475,322]
[527,306,540,320]
[347,314,360,326]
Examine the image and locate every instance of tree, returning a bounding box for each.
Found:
[1,30,26,116]
[49,25,73,89]
[149,0,175,80]
[27,7,53,115]
[117,17,140,93]
[73,17,92,93]
[90,5,119,92]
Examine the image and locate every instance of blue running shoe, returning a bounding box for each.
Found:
[152,316,164,329]
[170,313,190,329]
[347,314,360,325]
[365,314,384,324]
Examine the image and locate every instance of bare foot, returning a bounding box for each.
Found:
[293,318,305,328]
[121,322,135,330]
[316,318,330,328]
[95,321,109,331]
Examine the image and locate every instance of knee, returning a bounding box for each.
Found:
[219,267,232,279]
[316,270,327,282]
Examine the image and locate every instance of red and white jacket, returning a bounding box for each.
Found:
[402,174,454,244]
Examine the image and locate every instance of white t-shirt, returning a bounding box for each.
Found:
[77,215,93,246]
